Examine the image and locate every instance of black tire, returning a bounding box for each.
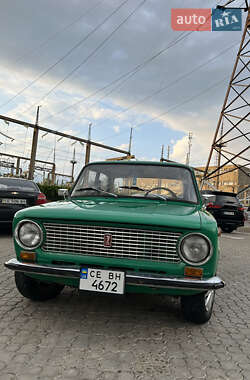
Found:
[181,290,215,324]
[15,271,64,301]
[221,226,234,233]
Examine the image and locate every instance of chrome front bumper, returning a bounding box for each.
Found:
[4,258,225,291]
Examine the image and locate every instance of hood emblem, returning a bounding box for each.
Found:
[104,234,112,247]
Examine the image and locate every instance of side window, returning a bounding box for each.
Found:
[76,169,96,188]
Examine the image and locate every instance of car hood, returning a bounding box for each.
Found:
[15,197,202,230]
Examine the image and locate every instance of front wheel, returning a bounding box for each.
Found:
[181,290,215,324]
[15,272,64,301]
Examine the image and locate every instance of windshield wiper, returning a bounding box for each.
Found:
[119,186,146,192]
[74,187,118,198]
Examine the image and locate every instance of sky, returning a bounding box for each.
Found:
[0,0,247,182]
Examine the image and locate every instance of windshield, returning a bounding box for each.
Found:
[0,178,39,192]
[72,163,198,203]
[215,195,239,204]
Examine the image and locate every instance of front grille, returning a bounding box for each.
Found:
[42,223,181,263]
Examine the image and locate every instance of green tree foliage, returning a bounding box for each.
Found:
[37,183,70,201]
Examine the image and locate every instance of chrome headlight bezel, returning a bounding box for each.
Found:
[14,220,43,250]
[178,233,213,266]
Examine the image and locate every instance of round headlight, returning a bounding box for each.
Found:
[179,233,212,265]
[15,220,43,250]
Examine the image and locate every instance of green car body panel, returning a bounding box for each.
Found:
[9,161,221,297]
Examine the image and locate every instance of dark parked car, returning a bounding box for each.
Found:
[0,177,47,223]
[201,190,244,233]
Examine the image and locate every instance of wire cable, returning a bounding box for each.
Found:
[2,0,105,68]
[100,75,230,143]
[0,0,130,110]
[40,30,192,123]
[86,41,239,131]
[25,0,148,114]
[40,8,217,122]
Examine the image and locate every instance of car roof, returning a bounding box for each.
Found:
[0,177,35,182]
[86,160,193,170]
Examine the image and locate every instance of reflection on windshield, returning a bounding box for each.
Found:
[72,163,198,203]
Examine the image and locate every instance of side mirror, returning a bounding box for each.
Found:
[58,189,69,198]
[202,194,216,206]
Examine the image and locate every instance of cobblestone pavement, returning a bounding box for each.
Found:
[0,225,249,380]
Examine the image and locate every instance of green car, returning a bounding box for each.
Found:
[5,161,224,324]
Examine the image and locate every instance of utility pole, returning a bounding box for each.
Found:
[167,145,170,160]
[128,127,133,154]
[160,145,164,162]
[0,114,130,156]
[70,148,77,183]
[85,122,92,165]
[28,106,41,180]
[16,157,20,176]
[185,132,193,166]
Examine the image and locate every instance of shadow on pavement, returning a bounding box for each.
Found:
[0,223,12,237]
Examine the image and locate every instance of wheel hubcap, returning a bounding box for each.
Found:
[205,290,215,312]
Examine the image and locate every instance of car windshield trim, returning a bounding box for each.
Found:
[71,193,198,204]
[71,163,199,204]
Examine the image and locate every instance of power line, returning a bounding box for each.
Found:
[2,0,105,68]
[101,75,230,143]
[25,0,148,114]
[133,76,229,129]
[0,0,130,110]
[40,30,192,124]
[40,7,218,122]
[90,41,239,131]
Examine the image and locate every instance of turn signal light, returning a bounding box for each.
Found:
[20,251,36,262]
[184,267,203,278]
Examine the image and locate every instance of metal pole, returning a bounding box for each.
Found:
[160,145,164,162]
[16,157,20,176]
[0,114,130,155]
[167,145,170,160]
[70,148,77,182]
[51,164,56,184]
[85,123,92,165]
[28,106,40,180]
[128,127,133,154]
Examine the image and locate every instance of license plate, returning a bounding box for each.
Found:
[224,211,234,215]
[1,198,27,205]
[79,268,125,295]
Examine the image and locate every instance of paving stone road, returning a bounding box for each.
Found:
[0,225,249,380]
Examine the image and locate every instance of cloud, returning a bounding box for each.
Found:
[0,0,247,176]
[113,125,120,133]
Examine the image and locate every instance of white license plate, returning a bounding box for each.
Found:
[79,268,125,295]
[1,198,27,205]
[224,211,234,215]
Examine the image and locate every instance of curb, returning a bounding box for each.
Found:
[238,226,250,233]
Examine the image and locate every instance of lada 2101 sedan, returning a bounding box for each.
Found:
[5,161,224,324]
